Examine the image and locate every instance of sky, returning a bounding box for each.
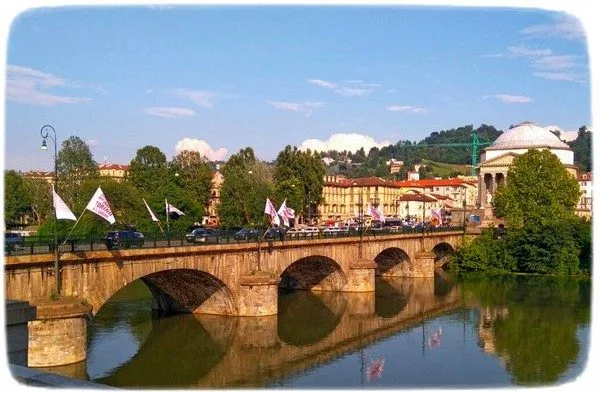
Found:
[1,1,595,172]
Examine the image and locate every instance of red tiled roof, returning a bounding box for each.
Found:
[98,163,129,170]
[577,172,592,181]
[395,178,472,188]
[430,193,453,200]
[397,193,438,202]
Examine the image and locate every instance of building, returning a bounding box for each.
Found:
[204,170,224,227]
[576,172,592,218]
[23,171,54,183]
[478,121,578,216]
[386,158,404,174]
[317,174,477,225]
[98,163,129,182]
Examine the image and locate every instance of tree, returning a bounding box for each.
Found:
[568,126,592,173]
[23,177,52,225]
[56,136,99,209]
[493,149,580,228]
[4,170,31,226]
[492,149,581,274]
[274,145,326,219]
[128,146,169,194]
[218,147,274,229]
[170,150,214,217]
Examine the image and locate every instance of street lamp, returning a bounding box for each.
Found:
[353,182,364,258]
[40,124,60,298]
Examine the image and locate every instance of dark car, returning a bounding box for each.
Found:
[104,230,145,250]
[265,226,286,241]
[4,232,24,251]
[234,228,259,241]
[185,228,217,243]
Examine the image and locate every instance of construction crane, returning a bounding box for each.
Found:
[413,131,493,176]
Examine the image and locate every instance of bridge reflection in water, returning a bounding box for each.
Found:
[45,275,461,388]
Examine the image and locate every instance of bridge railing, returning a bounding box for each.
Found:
[4,226,465,256]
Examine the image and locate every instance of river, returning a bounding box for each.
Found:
[44,273,590,388]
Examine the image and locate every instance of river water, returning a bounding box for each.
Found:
[47,274,591,388]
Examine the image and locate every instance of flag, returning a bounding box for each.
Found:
[366,358,385,382]
[143,198,159,222]
[165,199,185,218]
[52,186,76,220]
[429,208,443,225]
[367,204,386,223]
[264,198,280,226]
[86,187,115,224]
[277,199,296,227]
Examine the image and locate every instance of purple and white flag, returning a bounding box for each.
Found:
[264,198,280,226]
[86,187,115,224]
[367,204,386,223]
[165,199,185,217]
[277,199,296,227]
[52,186,76,220]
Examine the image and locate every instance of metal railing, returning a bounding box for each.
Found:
[4,226,465,256]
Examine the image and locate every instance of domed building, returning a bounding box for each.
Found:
[477,121,577,211]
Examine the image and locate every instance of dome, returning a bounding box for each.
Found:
[487,121,571,151]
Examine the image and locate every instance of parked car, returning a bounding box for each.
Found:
[4,232,24,251]
[185,228,217,243]
[265,226,286,240]
[234,228,259,241]
[302,227,320,237]
[104,230,144,250]
[285,227,304,238]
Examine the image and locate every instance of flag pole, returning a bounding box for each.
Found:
[165,198,170,234]
[60,209,87,246]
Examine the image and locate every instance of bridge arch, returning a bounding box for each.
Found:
[374,247,412,277]
[140,269,238,315]
[432,242,455,269]
[279,256,346,291]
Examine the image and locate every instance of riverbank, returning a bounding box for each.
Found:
[9,364,111,388]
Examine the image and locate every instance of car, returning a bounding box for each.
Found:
[302,227,320,237]
[285,227,304,238]
[265,226,286,240]
[185,228,217,243]
[234,228,259,241]
[322,227,342,236]
[104,230,144,250]
[4,232,24,251]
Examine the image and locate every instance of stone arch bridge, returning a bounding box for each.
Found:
[5,230,463,317]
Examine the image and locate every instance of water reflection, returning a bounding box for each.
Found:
[71,274,590,388]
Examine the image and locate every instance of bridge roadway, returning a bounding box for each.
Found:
[4,230,463,316]
[81,277,460,387]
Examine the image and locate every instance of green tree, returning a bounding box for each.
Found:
[218,147,274,229]
[22,177,52,225]
[274,145,326,219]
[128,146,169,194]
[56,136,99,210]
[170,150,214,217]
[4,170,31,226]
[568,126,592,173]
[492,149,581,274]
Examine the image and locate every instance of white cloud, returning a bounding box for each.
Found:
[174,89,215,108]
[544,125,579,142]
[486,94,533,104]
[520,14,585,40]
[86,139,100,147]
[174,138,228,161]
[387,105,427,114]
[308,78,380,97]
[267,100,325,116]
[300,133,391,154]
[532,72,585,83]
[144,107,196,118]
[507,46,553,57]
[6,64,92,106]
[532,55,578,70]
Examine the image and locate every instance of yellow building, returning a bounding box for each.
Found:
[98,163,129,182]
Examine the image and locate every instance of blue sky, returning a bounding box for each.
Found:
[2,1,594,171]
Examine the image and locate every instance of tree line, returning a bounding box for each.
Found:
[4,137,325,237]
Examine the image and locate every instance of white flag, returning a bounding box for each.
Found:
[277,199,295,227]
[86,187,115,224]
[52,186,76,220]
[367,204,386,223]
[165,199,185,216]
[264,198,280,226]
[143,198,159,222]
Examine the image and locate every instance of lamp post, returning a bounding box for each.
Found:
[353,182,364,258]
[421,194,426,251]
[40,124,60,298]
[462,187,467,235]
